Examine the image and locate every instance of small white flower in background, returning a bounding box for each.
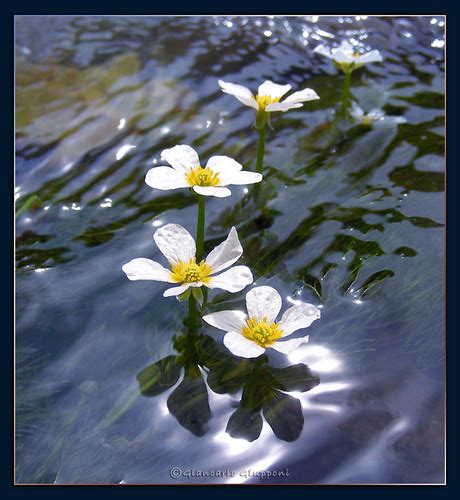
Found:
[351,103,407,128]
[218,79,319,127]
[314,41,382,71]
[145,145,262,198]
[122,224,253,299]
[219,80,319,113]
[203,286,321,358]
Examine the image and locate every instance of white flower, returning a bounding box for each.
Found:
[351,103,407,128]
[145,145,262,198]
[314,41,382,70]
[218,79,319,113]
[203,286,321,358]
[122,224,253,298]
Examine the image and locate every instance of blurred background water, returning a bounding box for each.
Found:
[15,15,445,484]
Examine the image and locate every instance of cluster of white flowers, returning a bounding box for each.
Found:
[122,38,388,358]
[122,139,322,357]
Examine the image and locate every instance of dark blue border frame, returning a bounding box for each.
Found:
[3,1,456,497]
[0,0,454,14]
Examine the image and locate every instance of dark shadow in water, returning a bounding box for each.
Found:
[16,229,73,270]
[211,192,433,305]
[137,328,320,442]
[137,330,211,437]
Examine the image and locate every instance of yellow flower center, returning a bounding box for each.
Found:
[170,258,213,284]
[255,94,280,111]
[242,317,283,347]
[353,51,361,58]
[186,166,220,187]
[362,115,373,126]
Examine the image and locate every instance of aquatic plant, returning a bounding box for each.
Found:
[314,41,382,114]
[15,15,444,480]
[218,80,319,174]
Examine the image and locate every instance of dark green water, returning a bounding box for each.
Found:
[15,15,444,484]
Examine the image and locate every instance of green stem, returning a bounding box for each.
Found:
[342,69,352,115]
[255,126,266,174]
[196,194,207,305]
[188,294,197,331]
[196,195,205,262]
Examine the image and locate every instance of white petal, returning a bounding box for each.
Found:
[218,80,258,109]
[219,170,262,186]
[332,42,355,63]
[205,226,243,273]
[257,81,291,99]
[205,155,243,176]
[265,102,303,112]
[373,116,407,129]
[163,283,191,297]
[335,41,354,59]
[358,50,383,64]
[145,167,188,190]
[367,109,385,121]
[386,116,407,125]
[153,223,196,265]
[270,335,309,354]
[192,186,232,198]
[122,258,174,282]
[189,282,204,287]
[350,103,365,120]
[246,286,282,323]
[205,156,261,186]
[207,266,253,293]
[337,41,354,52]
[283,88,320,104]
[223,331,265,358]
[332,50,354,64]
[160,145,200,173]
[278,304,321,337]
[313,44,332,58]
[202,310,247,332]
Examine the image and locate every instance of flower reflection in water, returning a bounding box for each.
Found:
[135,323,335,446]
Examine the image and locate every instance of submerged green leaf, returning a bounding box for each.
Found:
[268,364,320,393]
[263,392,304,442]
[136,356,182,397]
[167,373,211,437]
[226,406,263,442]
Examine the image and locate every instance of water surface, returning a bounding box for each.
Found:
[15,15,445,484]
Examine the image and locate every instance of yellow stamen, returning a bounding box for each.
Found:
[242,317,283,347]
[255,94,280,111]
[170,258,213,284]
[186,166,220,187]
[362,116,373,126]
[353,51,361,58]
